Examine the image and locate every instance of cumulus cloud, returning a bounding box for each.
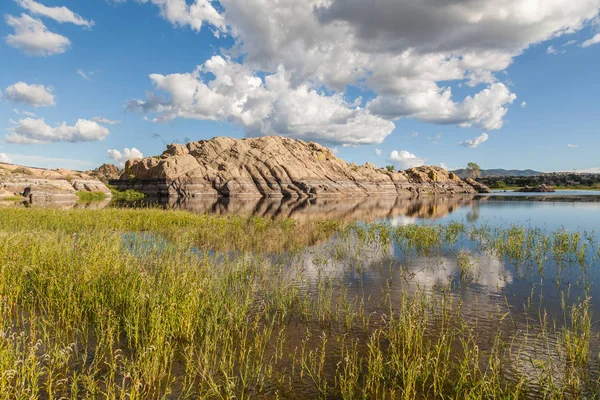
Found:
[4,14,70,56]
[127,0,600,144]
[375,148,382,156]
[388,150,425,169]
[5,82,55,107]
[0,153,12,163]
[581,33,600,47]
[108,148,144,168]
[459,133,489,148]
[126,0,225,33]
[128,56,394,145]
[15,0,94,28]
[368,83,516,130]
[92,117,121,125]
[521,101,527,108]
[5,118,110,144]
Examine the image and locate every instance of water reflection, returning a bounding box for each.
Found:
[130,195,481,222]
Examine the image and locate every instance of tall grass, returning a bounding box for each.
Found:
[0,208,598,398]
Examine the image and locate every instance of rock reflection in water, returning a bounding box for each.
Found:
[150,194,480,221]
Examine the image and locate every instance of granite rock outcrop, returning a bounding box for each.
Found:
[111,136,480,198]
[0,162,112,203]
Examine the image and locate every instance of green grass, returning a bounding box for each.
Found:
[107,185,146,201]
[76,191,107,201]
[0,196,23,201]
[0,208,598,398]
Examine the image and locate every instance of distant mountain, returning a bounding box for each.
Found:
[451,168,543,178]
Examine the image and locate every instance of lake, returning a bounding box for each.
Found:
[113,190,600,232]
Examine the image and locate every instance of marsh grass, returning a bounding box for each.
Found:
[76,191,107,201]
[0,208,598,398]
[107,185,146,201]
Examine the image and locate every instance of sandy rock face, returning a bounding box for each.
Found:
[112,136,479,198]
[0,162,112,203]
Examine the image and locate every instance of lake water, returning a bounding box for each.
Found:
[115,191,600,232]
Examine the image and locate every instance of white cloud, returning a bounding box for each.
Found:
[12,109,36,117]
[92,117,121,125]
[128,0,225,33]
[388,150,425,169]
[5,118,110,144]
[128,56,394,145]
[375,148,382,156]
[563,39,578,46]
[128,0,600,144]
[108,148,144,168]
[440,162,449,170]
[568,144,579,148]
[5,82,55,107]
[76,69,91,81]
[546,45,565,55]
[4,14,70,56]
[0,153,12,163]
[15,0,94,28]
[368,82,516,130]
[459,133,489,148]
[581,33,600,47]
[521,101,527,108]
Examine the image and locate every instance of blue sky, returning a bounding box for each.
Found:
[0,0,599,172]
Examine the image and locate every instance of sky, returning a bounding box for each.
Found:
[0,0,599,172]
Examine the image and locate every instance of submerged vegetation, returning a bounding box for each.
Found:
[0,208,599,398]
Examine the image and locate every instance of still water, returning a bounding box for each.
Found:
[118,191,600,232]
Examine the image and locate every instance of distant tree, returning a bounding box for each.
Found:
[385,165,395,172]
[466,162,481,179]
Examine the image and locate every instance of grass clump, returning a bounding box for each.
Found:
[76,191,107,201]
[0,196,23,201]
[108,185,146,201]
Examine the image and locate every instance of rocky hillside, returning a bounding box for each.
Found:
[0,162,111,203]
[111,136,487,198]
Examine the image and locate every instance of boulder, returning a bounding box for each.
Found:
[111,136,478,198]
[464,178,493,194]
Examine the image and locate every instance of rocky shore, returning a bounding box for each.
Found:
[111,136,489,198]
[0,162,111,204]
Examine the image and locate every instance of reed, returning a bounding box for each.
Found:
[0,208,598,398]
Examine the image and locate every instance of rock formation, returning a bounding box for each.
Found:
[88,163,121,183]
[464,178,493,193]
[111,136,480,198]
[0,162,112,204]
